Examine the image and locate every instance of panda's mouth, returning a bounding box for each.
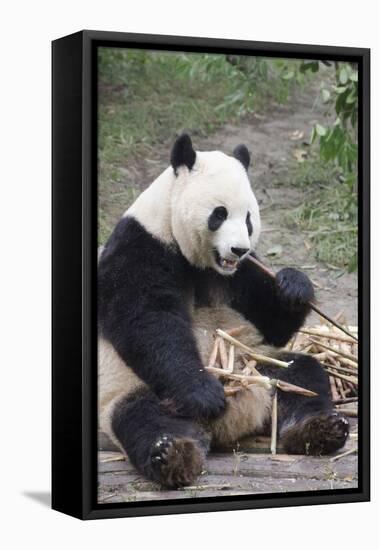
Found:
[214,251,239,272]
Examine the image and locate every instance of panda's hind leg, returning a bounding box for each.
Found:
[111,388,210,488]
[259,353,349,455]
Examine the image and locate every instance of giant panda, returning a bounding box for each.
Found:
[98,134,349,489]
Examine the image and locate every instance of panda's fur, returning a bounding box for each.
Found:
[98,134,349,488]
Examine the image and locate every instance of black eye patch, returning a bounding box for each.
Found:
[208,206,228,231]
[246,212,253,236]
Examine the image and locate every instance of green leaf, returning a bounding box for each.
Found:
[351,110,357,128]
[300,61,319,73]
[346,90,357,104]
[282,70,295,80]
[350,70,358,82]
[339,68,348,84]
[336,92,348,114]
[335,86,347,94]
[310,127,317,145]
[321,89,331,103]
[348,252,358,273]
[315,123,327,137]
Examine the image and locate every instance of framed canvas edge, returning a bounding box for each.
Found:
[52,30,370,520]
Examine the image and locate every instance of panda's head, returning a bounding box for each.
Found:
[170,134,261,276]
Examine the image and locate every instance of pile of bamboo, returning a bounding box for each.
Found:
[206,327,317,398]
[205,318,358,454]
[286,322,358,416]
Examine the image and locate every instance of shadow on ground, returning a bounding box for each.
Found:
[23,491,51,508]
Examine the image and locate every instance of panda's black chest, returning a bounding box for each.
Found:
[190,268,230,308]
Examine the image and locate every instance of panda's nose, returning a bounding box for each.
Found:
[231,247,249,258]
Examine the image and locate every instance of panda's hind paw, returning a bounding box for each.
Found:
[150,434,205,488]
[281,412,350,455]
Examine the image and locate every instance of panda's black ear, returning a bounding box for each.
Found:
[171,133,196,175]
[233,144,250,171]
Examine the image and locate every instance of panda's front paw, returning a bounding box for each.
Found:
[176,374,226,420]
[275,267,314,311]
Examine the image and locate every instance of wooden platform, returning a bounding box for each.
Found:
[97,420,358,504]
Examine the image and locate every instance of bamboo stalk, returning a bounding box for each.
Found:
[243,358,260,375]
[334,407,358,418]
[335,375,346,399]
[275,379,318,397]
[181,483,232,491]
[219,337,229,370]
[333,397,358,405]
[308,339,358,364]
[100,455,125,463]
[206,365,272,388]
[271,390,278,455]
[227,344,235,374]
[313,352,329,361]
[298,328,357,344]
[247,255,358,342]
[226,325,248,337]
[330,447,358,462]
[321,361,358,377]
[216,329,290,368]
[224,386,243,396]
[207,336,220,368]
[329,376,339,401]
[207,365,317,397]
[325,368,358,385]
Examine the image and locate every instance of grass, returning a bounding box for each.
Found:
[285,156,358,271]
[98,49,304,244]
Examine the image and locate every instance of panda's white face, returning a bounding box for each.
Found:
[171,151,261,275]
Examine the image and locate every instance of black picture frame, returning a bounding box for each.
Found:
[52,30,370,520]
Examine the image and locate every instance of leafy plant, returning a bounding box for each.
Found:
[310,63,358,184]
[307,62,358,271]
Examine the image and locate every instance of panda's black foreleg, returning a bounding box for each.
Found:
[259,353,350,455]
[111,388,211,488]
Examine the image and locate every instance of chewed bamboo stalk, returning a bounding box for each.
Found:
[309,339,358,364]
[271,390,278,455]
[216,329,290,368]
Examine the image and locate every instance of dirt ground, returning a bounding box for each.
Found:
[100,85,357,324]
